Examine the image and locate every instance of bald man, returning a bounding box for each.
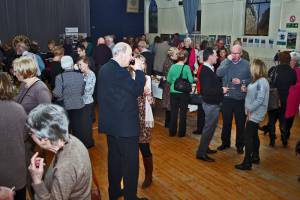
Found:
[97,42,148,200]
[216,44,251,154]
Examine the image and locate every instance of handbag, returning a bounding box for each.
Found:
[189,89,203,105]
[174,65,192,93]
[53,73,65,107]
[158,78,167,89]
[268,66,280,111]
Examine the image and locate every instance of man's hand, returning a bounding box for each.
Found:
[227,54,233,61]
[0,186,15,200]
[222,87,229,94]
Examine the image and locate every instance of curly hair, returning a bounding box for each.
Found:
[12,35,30,50]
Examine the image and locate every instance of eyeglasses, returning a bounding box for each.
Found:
[231,52,241,55]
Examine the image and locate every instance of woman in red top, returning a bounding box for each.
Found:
[285,52,300,139]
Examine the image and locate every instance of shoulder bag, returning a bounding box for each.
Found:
[268,66,280,111]
[174,65,192,93]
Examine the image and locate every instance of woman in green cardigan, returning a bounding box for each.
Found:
[167,50,194,137]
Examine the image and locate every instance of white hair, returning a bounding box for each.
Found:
[26,104,69,142]
[112,42,130,58]
[290,51,300,65]
[184,37,192,44]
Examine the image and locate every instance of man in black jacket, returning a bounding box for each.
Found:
[196,47,228,162]
[97,42,147,200]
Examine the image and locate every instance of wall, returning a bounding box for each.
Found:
[90,0,144,41]
[146,0,300,67]
[0,0,90,51]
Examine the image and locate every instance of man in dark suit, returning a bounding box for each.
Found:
[196,47,228,162]
[97,42,148,200]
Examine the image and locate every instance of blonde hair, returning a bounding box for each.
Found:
[53,45,64,57]
[13,56,37,79]
[167,47,179,57]
[138,40,148,49]
[250,59,268,82]
[12,35,30,50]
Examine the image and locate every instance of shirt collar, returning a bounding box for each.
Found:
[204,62,214,72]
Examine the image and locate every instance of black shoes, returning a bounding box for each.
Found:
[137,197,149,200]
[196,154,215,162]
[207,148,217,154]
[251,157,260,164]
[269,136,275,147]
[281,134,288,147]
[192,130,202,135]
[237,147,244,154]
[235,163,252,170]
[217,144,230,151]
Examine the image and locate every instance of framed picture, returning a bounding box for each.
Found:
[244,0,270,36]
[127,0,139,13]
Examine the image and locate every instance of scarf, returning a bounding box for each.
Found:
[145,75,154,128]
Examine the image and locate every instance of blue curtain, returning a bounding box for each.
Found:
[183,0,199,33]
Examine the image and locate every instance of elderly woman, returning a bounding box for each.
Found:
[183,37,196,72]
[53,56,85,143]
[27,104,92,199]
[162,47,178,128]
[285,52,300,140]
[13,56,51,114]
[0,72,27,200]
[77,56,96,148]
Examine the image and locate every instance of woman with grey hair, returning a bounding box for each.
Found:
[53,55,85,142]
[285,51,300,140]
[27,104,92,200]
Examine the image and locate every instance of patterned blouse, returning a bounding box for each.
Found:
[83,70,96,105]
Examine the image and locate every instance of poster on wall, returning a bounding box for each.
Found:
[268,39,274,48]
[248,38,254,47]
[260,39,266,48]
[254,38,260,48]
[127,0,139,13]
[287,32,297,49]
[208,35,216,46]
[226,36,231,46]
[277,29,287,46]
[242,38,248,47]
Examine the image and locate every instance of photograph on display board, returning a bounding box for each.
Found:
[248,38,254,47]
[287,32,297,49]
[260,39,266,48]
[254,38,260,47]
[242,38,248,47]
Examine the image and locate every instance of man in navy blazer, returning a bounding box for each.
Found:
[98,42,147,200]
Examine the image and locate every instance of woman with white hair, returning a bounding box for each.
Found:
[285,51,300,140]
[53,56,85,144]
[27,104,92,199]
[183,37,196,72]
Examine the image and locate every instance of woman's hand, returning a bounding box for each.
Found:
[0,186,15,200]
[28,152,44,185]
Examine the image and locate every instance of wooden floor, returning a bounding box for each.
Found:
[89,114,300,200]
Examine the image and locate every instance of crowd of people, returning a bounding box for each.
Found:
[0,32,299,200]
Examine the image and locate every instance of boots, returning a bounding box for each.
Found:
[269,127,276,147]
[165,110,170,128]
[142,156,153,189]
